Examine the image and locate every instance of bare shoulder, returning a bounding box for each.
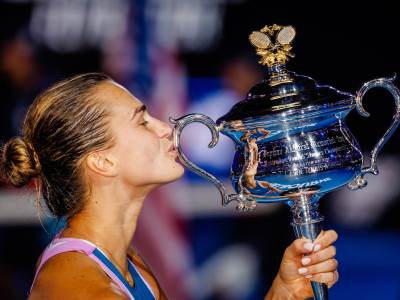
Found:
[29,251,129,300]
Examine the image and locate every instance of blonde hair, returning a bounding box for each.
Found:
[1,73,114,218]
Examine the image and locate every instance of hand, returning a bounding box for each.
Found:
[265,230,339,300]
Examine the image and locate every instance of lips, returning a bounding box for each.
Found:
[167,143,176,153]
[165,142,178,160]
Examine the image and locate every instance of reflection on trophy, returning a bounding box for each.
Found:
[171,24,400,300]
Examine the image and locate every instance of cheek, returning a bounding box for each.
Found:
[128,135,158,164]
[140,135,160,163]
[119,132,160,175]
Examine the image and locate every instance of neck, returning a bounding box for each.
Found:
[62,183,149,275]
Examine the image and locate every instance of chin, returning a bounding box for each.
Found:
[170,162,185,180]
[157,162,185,185]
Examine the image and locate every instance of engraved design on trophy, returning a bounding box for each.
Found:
[170,25,400,300]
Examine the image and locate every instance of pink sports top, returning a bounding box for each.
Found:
[30,236,156,300]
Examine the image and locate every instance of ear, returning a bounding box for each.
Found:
[86,151,117,177]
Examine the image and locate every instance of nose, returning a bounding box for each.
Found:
[154,119,172,138]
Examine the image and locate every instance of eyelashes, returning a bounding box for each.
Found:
[136,110,149,126]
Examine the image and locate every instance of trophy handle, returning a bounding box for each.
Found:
[170,113,256,211]
[348,75,400,190]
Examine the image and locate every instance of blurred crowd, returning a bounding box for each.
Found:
[1,1,400,299]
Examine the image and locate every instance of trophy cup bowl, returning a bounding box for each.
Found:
[170,25,400,299]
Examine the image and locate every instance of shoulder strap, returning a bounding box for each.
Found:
[127,260,156,299]
[30,238,137,300]
[35,238,96,274]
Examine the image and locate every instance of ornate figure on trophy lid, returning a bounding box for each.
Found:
[171,24,400,299]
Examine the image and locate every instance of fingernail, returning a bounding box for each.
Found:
[303,243,314,251]
[301,257,311,265]
[313,244,321,252]
[298,267,308,275]
[305,274,313,279]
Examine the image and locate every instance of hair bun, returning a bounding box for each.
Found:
[1,137,41,187]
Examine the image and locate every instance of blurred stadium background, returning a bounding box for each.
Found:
[1,1,400,299]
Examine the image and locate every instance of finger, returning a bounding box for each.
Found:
[300,246,336,266]
[298,258,338,276]
[283,238,315,259]
[327,271,339,288]
[305,271,338,285]
[313,230,338,251]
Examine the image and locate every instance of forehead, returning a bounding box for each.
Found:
[96,81,143,113]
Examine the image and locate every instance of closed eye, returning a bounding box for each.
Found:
[130,105,147,122]
[131,109,148,126]
[139,111,150,126]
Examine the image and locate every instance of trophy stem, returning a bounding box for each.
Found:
[290,194,328,300]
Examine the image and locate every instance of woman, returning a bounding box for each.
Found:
[240,128,281,193]
[1,73,339,299]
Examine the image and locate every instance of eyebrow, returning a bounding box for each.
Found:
[130,104,147,120]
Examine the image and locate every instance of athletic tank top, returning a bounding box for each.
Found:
[30,237,156,300]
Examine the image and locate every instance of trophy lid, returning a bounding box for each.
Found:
[216,25,355,127]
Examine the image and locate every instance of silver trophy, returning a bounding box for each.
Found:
[170,24,400,299]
